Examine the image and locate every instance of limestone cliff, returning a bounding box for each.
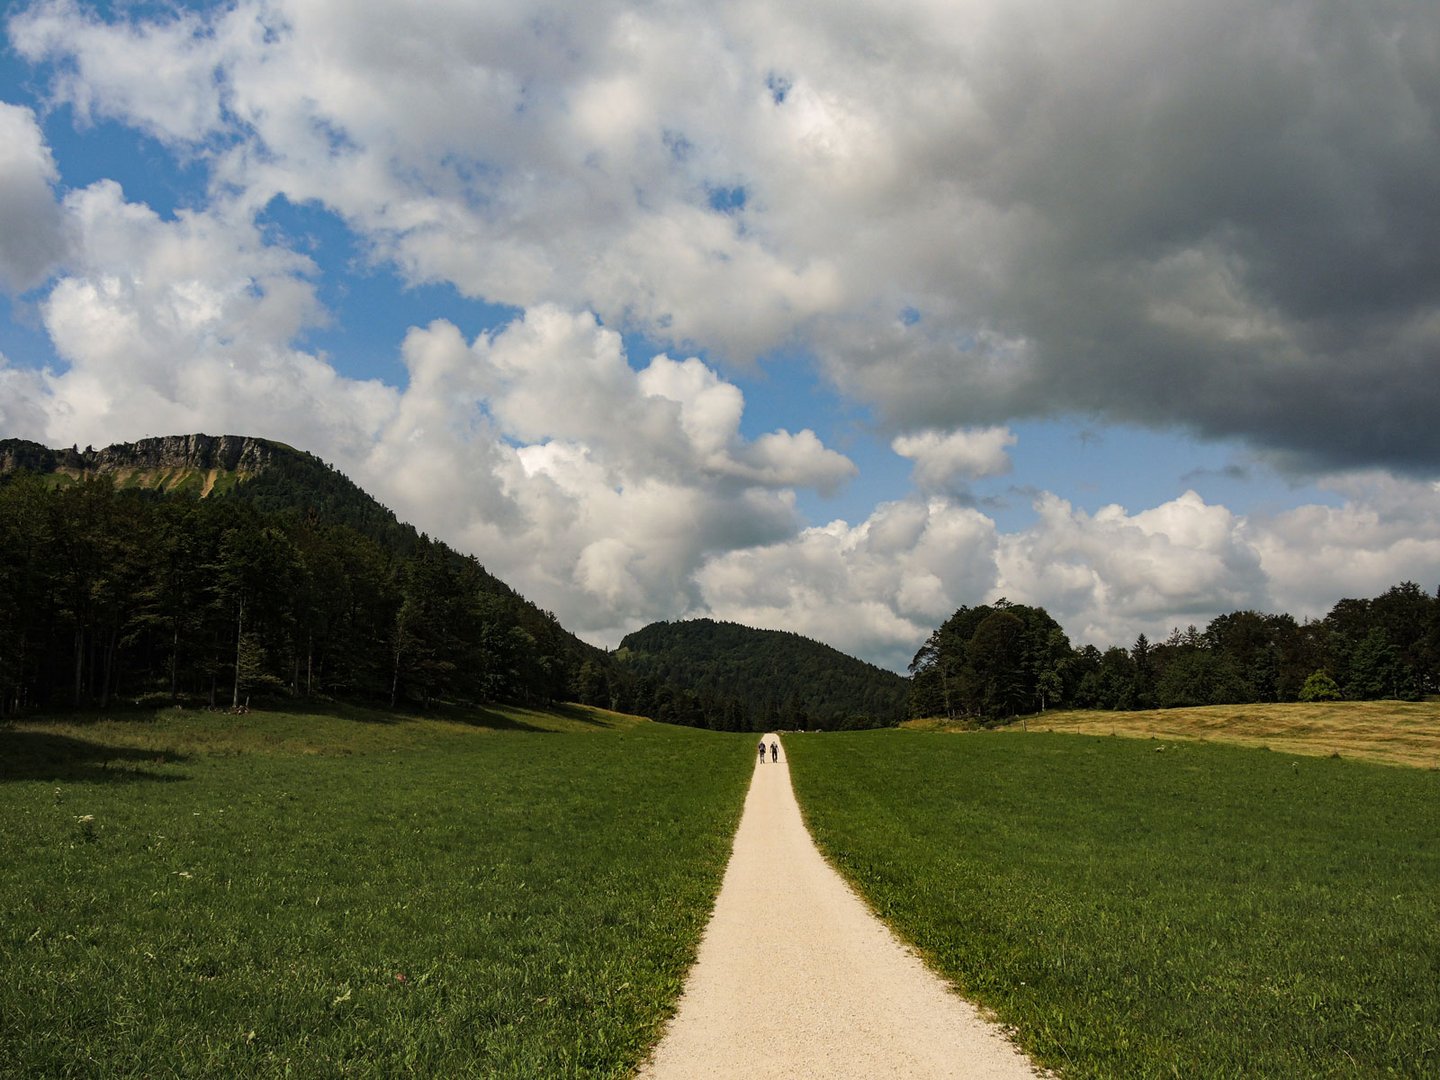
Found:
[2,434,279,475]
[0,434,287,495]
[0,433,414,552]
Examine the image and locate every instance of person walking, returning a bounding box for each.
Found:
[757,739,767,763]
[771,740,779,762]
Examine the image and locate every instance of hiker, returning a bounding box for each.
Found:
[758,739,767,763]
[771,741,778,762]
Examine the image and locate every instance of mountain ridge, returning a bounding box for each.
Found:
[0,433,278,479]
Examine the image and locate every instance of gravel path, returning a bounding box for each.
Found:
[638,734,1046,1079]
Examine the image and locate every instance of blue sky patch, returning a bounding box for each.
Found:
[706,184,747,214]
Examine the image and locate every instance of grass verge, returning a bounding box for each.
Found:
[1,704,752,1078]
[786,729,1440,1078]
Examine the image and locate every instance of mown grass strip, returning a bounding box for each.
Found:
[1,707,752,1078]
[785,729,1440,1079]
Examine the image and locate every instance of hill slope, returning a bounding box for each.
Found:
[618,618,909,730]
[0,434,606,713]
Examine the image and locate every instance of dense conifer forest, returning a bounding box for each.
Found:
[0,441,596,716]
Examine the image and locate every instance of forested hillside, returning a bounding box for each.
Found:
[910,587,1440,722]
[0,436,603,716]
[618,618,909,730]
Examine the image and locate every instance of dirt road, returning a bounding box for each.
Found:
[638,734,1045,1079]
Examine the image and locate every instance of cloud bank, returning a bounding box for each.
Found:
[5,0,1440,668]
[14,0,1440,471]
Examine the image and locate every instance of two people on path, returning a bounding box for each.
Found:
[758,739,779,763]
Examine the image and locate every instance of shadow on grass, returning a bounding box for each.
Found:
[442,704,552,732]
[0,730,188,784]
[551,703,617,728]
[263,699,407,726]
[253,698,549,731]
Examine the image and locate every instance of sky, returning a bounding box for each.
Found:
[2,0,1439,672]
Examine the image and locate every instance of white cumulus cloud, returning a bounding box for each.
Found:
[36,181,396,458]
[351,307,855,642]
[893,426,1016,492]
[995,491,1269,646]
[696,498,1001,671]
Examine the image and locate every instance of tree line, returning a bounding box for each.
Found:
[909,584,1440,722]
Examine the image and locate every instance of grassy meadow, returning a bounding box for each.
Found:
[786,727,1440,1079]
[0,704,753,1078]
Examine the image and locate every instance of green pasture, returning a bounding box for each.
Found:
[0,705,752,1078]
[785,729,1440,1079]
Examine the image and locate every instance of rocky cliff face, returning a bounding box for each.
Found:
[0,439,57,475]
[0,434,281,480]
[96,434,277,474]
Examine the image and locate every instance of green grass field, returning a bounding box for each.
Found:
[0,705,753,1078]
[785,729,1440,1079]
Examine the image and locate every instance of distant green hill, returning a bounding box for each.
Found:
[617,618,908,730]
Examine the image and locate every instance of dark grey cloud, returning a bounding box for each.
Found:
[818,1,1440,476]
[1181,463,1251,486]
[0,102,67,292]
